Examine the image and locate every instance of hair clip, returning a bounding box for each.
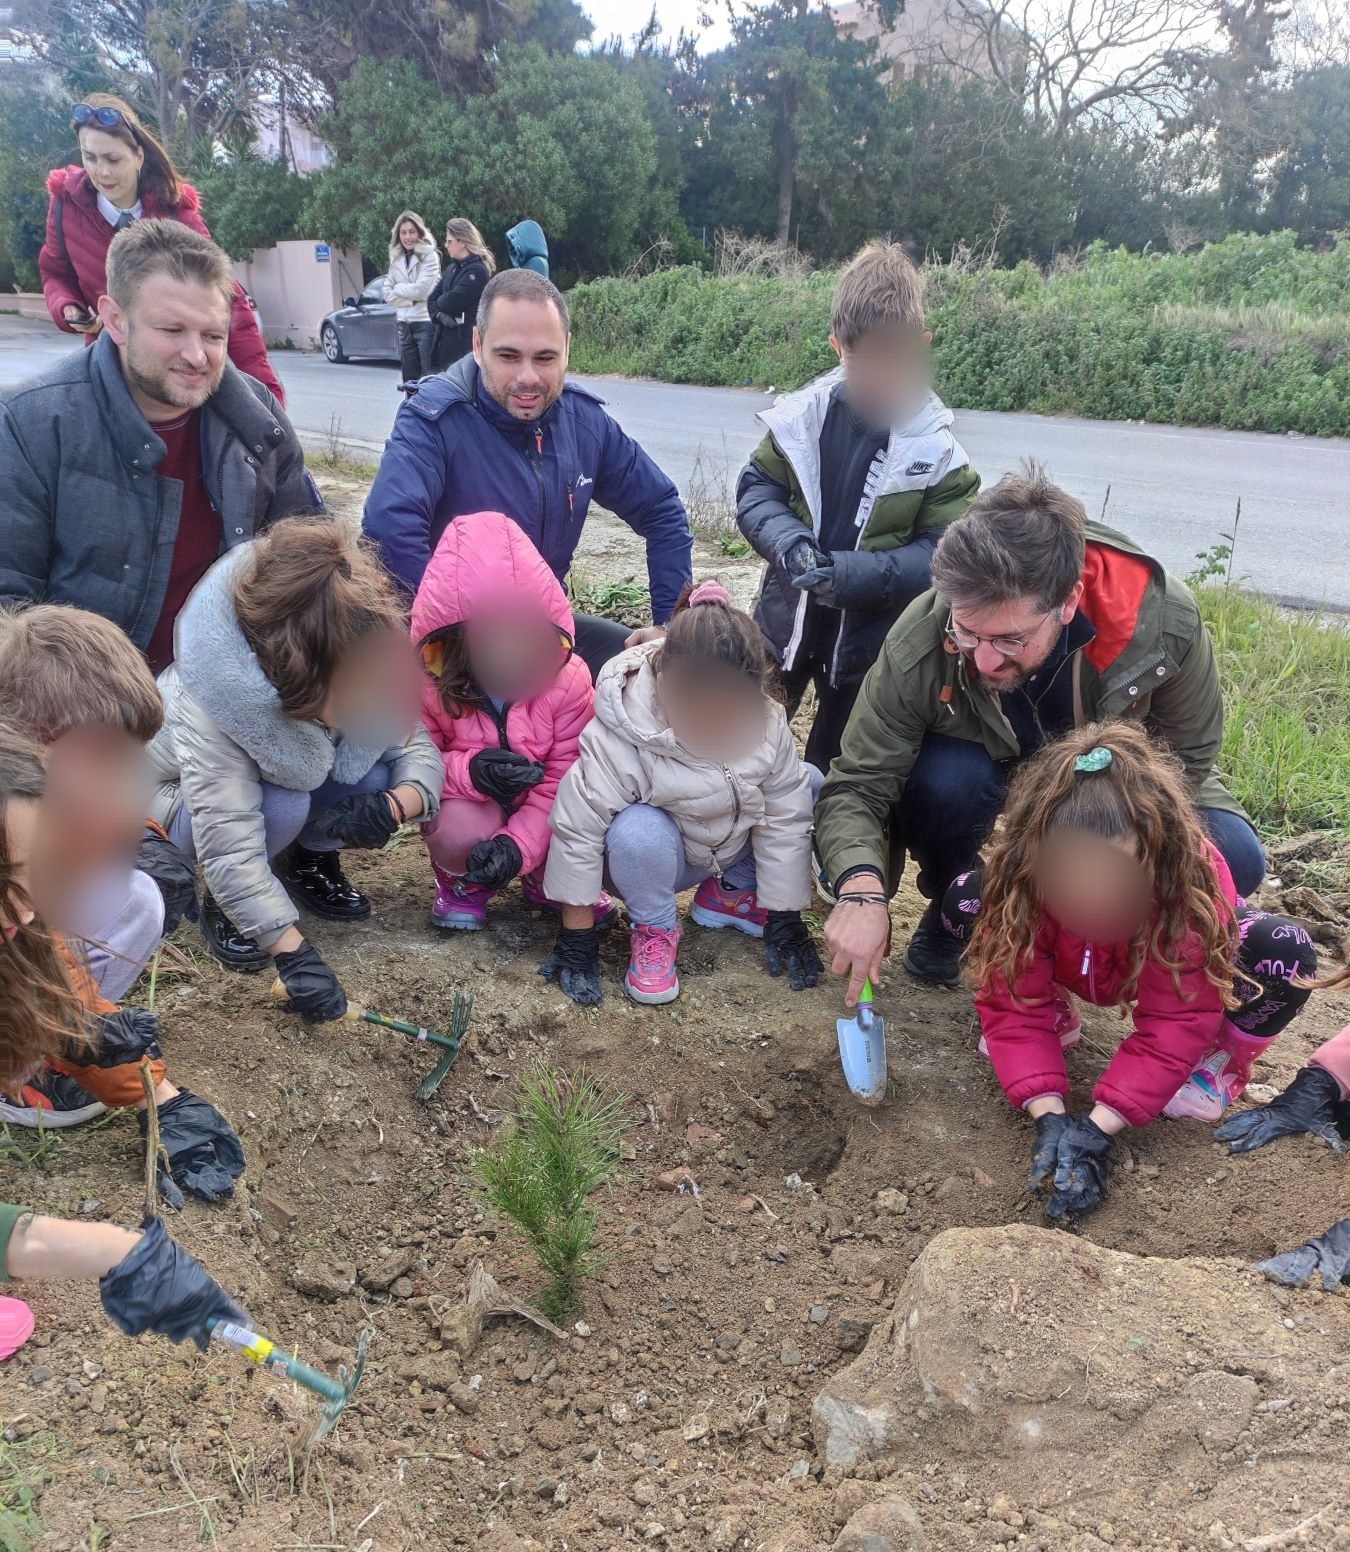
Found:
[1074,747,1113,774]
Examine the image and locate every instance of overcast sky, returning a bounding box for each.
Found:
[580,0,735,50]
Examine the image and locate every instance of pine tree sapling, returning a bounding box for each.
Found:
[475,1065,626,1320]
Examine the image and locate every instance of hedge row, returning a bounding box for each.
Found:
[568,234,1350,437]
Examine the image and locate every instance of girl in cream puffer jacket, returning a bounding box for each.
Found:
[382,209,441,382]
[542,581,821,1008]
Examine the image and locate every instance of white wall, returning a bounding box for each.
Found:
[232,241,365,349]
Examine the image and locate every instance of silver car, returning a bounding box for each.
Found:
[319,282,399,364]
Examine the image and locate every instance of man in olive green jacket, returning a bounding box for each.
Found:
[817,462,1261,1002]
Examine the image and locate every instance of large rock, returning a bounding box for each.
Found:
[812,1226,1350,1540]
[834,1496,925,1551]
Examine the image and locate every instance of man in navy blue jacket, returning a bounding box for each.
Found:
[363,269,694,675]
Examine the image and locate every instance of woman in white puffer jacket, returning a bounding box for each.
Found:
[382,209,440,383]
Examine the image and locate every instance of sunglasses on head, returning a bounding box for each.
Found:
[73,103,133,134]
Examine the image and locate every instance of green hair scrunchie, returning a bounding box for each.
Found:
[1074,746,1113,774]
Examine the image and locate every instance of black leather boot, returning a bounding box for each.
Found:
[200,892,271,974]
[278,845,371,922]
[901,898,964,988]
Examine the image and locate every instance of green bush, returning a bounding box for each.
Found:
[568,234,1350,436]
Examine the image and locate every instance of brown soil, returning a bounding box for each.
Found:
[4,511,1349,1552]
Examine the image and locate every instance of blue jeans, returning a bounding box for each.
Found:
[896,733,1265,899]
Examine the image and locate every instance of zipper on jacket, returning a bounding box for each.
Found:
[709,764,743,877]
[824,432,881,690]
[523,427,548,554]
[1081,943,1097,1002]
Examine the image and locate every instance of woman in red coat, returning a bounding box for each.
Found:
[39,93,284,403]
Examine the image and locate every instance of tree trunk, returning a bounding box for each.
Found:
[775,116,796,248]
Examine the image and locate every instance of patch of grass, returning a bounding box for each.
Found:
[568,574,651,628]
[685,441,751,558]
[475,1064,627,1319]
[1196,583,1350,842]
[0,1433,57,1552]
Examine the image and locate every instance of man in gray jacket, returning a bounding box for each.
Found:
[0,219,322,673]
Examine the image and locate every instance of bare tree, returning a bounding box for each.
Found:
[927,0,1215,132]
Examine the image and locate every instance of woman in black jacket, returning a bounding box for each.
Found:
[429,218,495,372]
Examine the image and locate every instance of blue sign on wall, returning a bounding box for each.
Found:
[315,243,331,262]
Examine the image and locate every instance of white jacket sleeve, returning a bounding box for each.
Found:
[383,250,440,307]
[748,718,815,911]
[543,724,644,906]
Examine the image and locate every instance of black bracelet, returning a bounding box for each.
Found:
[388,789,409,826]
[836,892,889,906]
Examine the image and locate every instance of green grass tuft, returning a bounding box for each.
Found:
[475,1064,627,1320]
[1195,584,1350,839]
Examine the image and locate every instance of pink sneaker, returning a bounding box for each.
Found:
[0,1296,35,1361]
[625,923,682,1005]
[1165,1025,1270,1123]
[432,865,496,931]
[521,874,619,929]
[979,990,1082,1058]
[689,877,767,939]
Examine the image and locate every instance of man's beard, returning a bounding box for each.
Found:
[483,371,561,423]
[967,660,1036,694]
[124,341,221,411]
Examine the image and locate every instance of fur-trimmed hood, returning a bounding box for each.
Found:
[167,545,390,790]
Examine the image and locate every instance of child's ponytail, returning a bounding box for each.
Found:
[655,580,774,692]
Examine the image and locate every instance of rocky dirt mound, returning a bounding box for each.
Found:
[813,1225,1350,1551]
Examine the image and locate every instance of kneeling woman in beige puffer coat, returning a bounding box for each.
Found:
[540,580,821,1008]
[148,517,442,1024]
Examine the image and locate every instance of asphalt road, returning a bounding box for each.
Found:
[3,312,1347,608]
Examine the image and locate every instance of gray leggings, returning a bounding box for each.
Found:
[168,764,391,862]
[603,766,822,929]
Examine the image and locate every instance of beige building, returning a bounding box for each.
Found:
[831,0,1006,85]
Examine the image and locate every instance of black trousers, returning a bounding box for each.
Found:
[397,320,435,382]
[779,658,863,775]
[572,614,632,682]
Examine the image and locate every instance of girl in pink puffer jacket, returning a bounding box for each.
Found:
[411,512,614,932]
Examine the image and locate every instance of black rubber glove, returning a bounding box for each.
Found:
[1043,1115,1114,1223]
[782,536,827,580]
[539,925,603,1006]
[274,942,348,1025]
[1256,1217,1350,1292]
[1028,1110,1072,1192]
[141,1089,246,1208]
[790,558,838,607]
[305,791,400,851]
[1215,1066,1350,1156]
[469,749,546,807]
[763,910,822,990]
[100,1217,248,1350]
[135,827,198,934]
[464,835,524,890]
[82,1008,163,1067]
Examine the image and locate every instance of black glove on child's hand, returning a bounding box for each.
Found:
[469,749,546,807]
[763,910,822,991]
[464,835,524,890]
[141,1089,246,1208]
[1043,1115,1114,1224]
[88,1008,163,1067]
[782,537,827,580]
[1214,1066,1349,1156]
[135,827,198,934]
[790,557,839,608]
[306,791,400,851]
[1255,1216,1350,1292]
[100,1217,248,1350]
[274,942,348,1025]
[539,925,603,1006]
[1028,1110,1072,1193]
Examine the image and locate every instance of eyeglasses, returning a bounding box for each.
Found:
[73,103,133,134]
[945,609,1056,659]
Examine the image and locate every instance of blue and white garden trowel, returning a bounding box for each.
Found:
[836,979,888,1105]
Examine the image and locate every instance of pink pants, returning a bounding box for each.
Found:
[1310,1026,1350,1099]
[422,797,512,876]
